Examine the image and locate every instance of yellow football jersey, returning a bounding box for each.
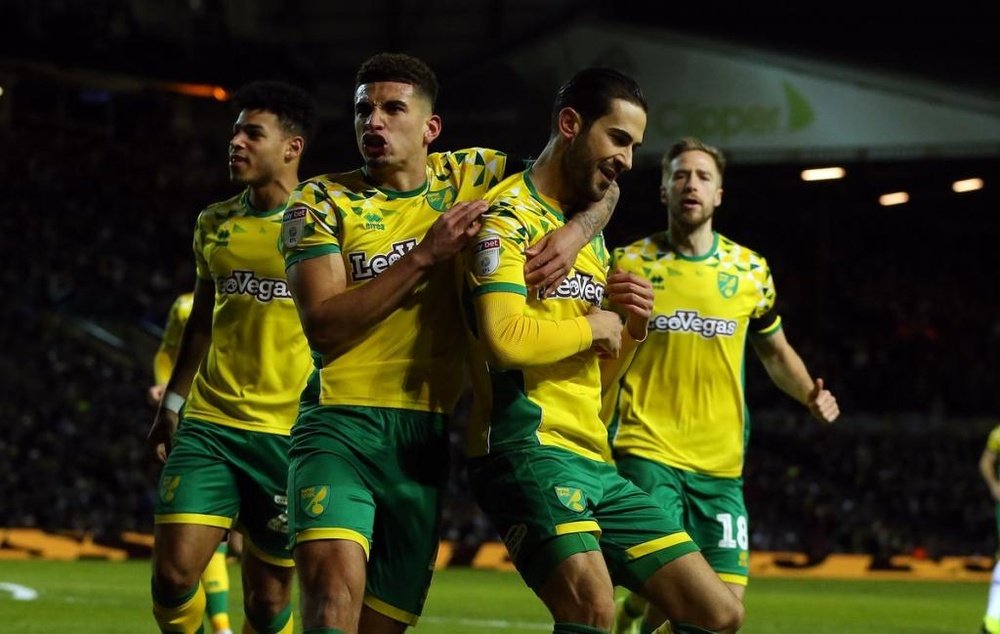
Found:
[281,148,507,413]
[463,170,612,463]
[607,231,780,478]
[988,425,1000,456]
[153,292,193,385]
[184,190,312,435]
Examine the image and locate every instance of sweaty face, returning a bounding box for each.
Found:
[228,109,291,187]
[354,82,436,171]
[662,150,724,230]
[563,98,647,204]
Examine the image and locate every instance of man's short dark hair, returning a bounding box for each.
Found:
[231,80,319,147]
[663,137,727,182]
[355,53,439,108]
[551,67,646,131]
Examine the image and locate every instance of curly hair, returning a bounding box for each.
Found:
[231,80,319,147]
[355,53,439,108]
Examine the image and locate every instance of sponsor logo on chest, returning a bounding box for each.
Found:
[649,309,737,338]
[217,269,292,302]
[348,238,418,282]
[543,272,604,305]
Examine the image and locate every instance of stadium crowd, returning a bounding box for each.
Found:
[2,96,997,562]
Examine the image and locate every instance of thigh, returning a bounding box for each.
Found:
[154,418,240,526]
[366,409,449,626]
[287,407,377,557]
[685,473,748,585]
[468,448,605,591]
[593,464,699,593]
[233,430,295,566]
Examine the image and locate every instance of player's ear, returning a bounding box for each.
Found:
[715,186,723,208]
[424,114,442,145]
[285,136,305,162]
[557,107,582,140]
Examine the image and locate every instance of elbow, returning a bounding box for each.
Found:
[300,311,339,355]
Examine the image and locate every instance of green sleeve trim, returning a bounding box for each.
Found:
[284,244,341,269]
[472,282,528,297]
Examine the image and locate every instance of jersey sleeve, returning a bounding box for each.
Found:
[987,426,1000,453]
[192,214,211,281]
[465,200,530,298]
[281,179,343,269]
[749,255,781,335]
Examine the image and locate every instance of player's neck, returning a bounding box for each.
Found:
[530,141,581,212]
[667,222,714,257]
[248,175,298,212]
[365,155,428,193]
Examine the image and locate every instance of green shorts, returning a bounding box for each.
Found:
[288,405,449,625]
[468,446,699,591]
[617,455,749,585]
[154,417,292,566]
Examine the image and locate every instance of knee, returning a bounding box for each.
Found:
[244,589,291,622]
[547,590,616,628]
[152,557,201,596]
[702,596,744,634]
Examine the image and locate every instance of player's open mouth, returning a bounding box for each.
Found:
[362,134,387,153]
[229,155,248,166]
[681,196,701,209]
[599,165,618,183]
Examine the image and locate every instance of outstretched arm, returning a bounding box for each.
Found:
[524,182,619,296]
[751,329,839,423]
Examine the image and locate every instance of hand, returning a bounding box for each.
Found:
[147,384,166,407]
[585,305,623,359]
[147,408,180,464]
[524,222,587,298]
[807,378,839,423]
[414,200,489,265]
[605,270,654,340]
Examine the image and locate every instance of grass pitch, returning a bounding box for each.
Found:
[0,559,983,633]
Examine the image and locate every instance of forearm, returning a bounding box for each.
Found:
[476,293,592,367]
[163,280,213,397]
[569,183,617,239]
[294,248,437,356]
[164,323,210,397]
[980,453,1000,491]
[600,330,641,394]
[760,346,814,405]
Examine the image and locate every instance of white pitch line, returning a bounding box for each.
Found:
[0,582,39,601]
[420,616,550,630]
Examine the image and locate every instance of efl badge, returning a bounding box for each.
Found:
[473,236,501,276]
[555,486,586,512]
[717,271,739,298]
[300,485,329,518]
[282,206,308,249]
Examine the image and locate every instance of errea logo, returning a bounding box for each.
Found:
[650,310,737,338]
[348,239,418,282]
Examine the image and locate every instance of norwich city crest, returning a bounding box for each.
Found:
[159,475,182,504]
[717,271,739,298]
[300,485,330,518]
[555,486,586,512]
[426,186,457,212]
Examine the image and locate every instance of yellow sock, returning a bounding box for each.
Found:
[152,581,207,634]
[202,549,231,633]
